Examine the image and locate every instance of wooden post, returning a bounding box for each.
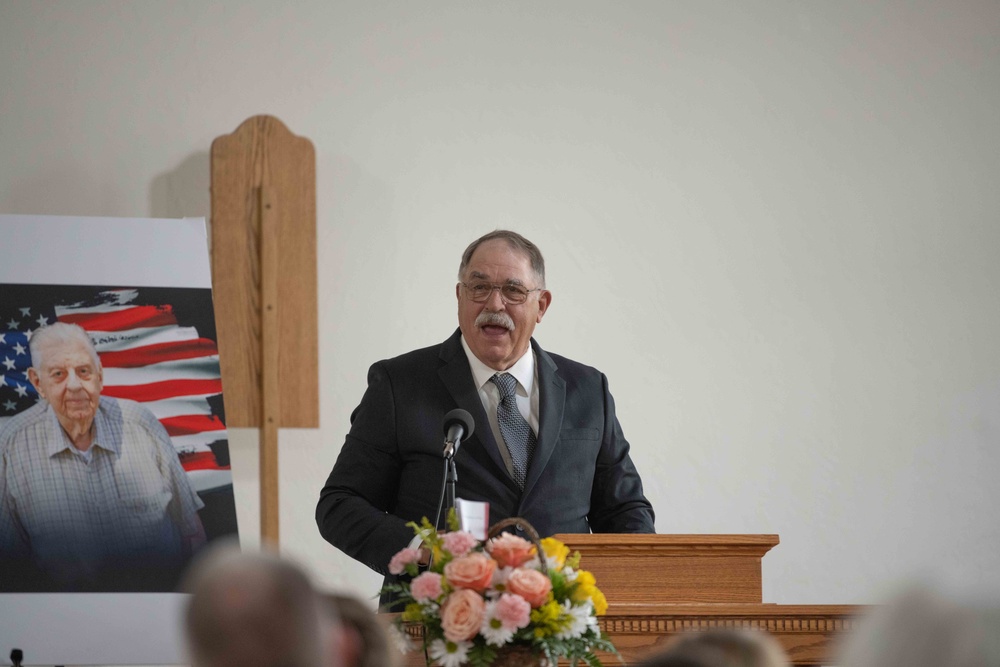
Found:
[259,186,281,543]
[211,116,318,546]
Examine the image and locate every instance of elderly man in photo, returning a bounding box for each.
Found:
[317,230,654,591]
[0,322,206,591]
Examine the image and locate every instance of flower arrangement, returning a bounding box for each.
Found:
[382,515,617,667]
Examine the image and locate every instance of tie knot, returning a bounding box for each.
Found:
[490,372,518,399]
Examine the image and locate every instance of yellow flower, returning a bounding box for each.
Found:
[530,600,565,638]
[401,602,424,622]
[570,569,607,614]
[575,570,596,589]
[590,586,608,616]
[540,537,569,570]
[571,570,596,602]
[431,544,446,563]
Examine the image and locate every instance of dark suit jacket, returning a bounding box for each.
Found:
[316,329,655,576]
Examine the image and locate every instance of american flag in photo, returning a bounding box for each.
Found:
[0,286,231,493]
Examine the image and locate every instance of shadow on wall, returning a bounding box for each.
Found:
[149,151,211,231]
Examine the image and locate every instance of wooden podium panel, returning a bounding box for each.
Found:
[554,534,779,604]
[598,603,864,666]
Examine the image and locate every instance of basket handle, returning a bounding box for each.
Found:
[487,517,549,572]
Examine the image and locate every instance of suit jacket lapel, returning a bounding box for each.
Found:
[437,329,513,485]
[523,339,565,498]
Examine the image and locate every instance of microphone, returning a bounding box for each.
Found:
[442,408,475,458]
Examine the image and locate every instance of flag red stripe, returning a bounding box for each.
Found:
[59,305,178,331]
[100,378,223,402]
[160,414,227,437]
[98,338,218,368]
[178,451,229,472]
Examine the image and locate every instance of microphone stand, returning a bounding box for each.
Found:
[445,447,459,522]
[434,438,462,531]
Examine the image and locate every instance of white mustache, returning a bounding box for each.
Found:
[476,311,515,331]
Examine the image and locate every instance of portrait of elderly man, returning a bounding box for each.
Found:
[0,322,206,592]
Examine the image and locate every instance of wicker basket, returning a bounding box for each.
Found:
[491,643,544,667]
[487,516,548,572]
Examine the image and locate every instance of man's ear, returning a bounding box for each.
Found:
[536,290,552,323]
[27,368,43,397]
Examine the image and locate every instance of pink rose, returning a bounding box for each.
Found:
[441,531,479,557]
[410,572,444,602]
[389,547,420,575]
[506,568,552,608]
[440,589,486,642]
[494,592,531,629]
[444,552,496,592]
[487,533,536,568]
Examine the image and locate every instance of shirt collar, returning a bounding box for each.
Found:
[43,397,122,458]
[460,335,535,396]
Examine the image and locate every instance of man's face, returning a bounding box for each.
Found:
[28,340,103,427]
[457,239,551,371]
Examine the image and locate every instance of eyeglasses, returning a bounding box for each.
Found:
[460,282,542,305]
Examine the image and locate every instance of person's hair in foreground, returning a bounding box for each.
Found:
[637,628,790,667]
[835,584,1000,667]
[182,542,329,667]
[323,593,397,667]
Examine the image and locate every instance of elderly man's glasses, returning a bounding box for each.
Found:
[461,282,542,305]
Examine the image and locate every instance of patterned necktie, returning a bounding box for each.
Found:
[490,372,536,489]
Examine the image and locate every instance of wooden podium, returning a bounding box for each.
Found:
[397,534,865,666]
[556,534,864,666]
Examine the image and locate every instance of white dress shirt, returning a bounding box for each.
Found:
[460,335,540,478]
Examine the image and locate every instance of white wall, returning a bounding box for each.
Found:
[2,0,999,626]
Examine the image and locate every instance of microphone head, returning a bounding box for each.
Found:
[443,408,475,440]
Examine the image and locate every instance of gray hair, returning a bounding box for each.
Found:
[458,230,546,288]
[836,585,1000,667]
[182,542,329,667]
[638,628,790,667]
[29,322,101,372]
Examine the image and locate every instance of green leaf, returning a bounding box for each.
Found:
[465,642,497,667]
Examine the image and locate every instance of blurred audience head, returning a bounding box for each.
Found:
[836,584,1000,667]
[182,542,329,667]
[638,628,790,667]
[324,593,397,667]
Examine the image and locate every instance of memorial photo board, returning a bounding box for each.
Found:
[0,214,237,665]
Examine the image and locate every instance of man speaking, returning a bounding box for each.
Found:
[316,230,654,577]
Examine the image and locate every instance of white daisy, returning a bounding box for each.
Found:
[427,638,472,667]
[480,601,517,647]
[489,565,514,595]
[386,624,417,654]
[523,554,543,570]
[555,600,593,640]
